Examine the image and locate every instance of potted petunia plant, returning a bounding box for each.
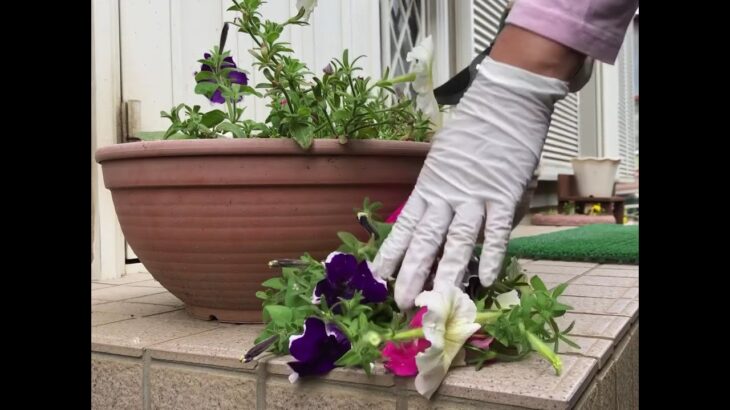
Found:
[531,202,618,226]
[245,200,577,399]
[95,0,536,323]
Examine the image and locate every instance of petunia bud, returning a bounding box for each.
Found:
[364,331,382,346]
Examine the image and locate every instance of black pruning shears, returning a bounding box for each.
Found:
[432,4,511,105]
[433,2,592,104]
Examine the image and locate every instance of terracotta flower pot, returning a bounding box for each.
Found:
[96,138,534,323]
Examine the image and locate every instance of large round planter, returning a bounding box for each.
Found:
[571,157,621,197]
[96,138,534,323]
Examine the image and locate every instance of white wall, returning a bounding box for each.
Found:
[92,0,125,280]
[600,62,621,160]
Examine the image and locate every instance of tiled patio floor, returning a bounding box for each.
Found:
[92,214,636,409]
[92,255,637,409]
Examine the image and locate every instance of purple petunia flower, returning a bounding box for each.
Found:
[197,53,248,104]
[288,317,351,382]
[313,252,388,310]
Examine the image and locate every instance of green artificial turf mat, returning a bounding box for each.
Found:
[507,224,638,264]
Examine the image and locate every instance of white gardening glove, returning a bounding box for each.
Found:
[372,57,569,310]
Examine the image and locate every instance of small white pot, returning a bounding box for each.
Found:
[571,157,621,197]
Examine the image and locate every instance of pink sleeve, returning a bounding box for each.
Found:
[506,0,638,63]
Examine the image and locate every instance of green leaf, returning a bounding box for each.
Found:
[255,291,269,300]
[137,131,167,141]
[530,275,548,292]
[290,123,313,149]
[201,110,227,128]
[263,305,292,326]
[194,82,218,96]
[520,292,535,311]
[337,232,361,249]
[194,71,216,83]
[312,78,324,100]
[297,106,311,117]
[552,302,573,312]
[265,31,280,44]
[262,277,285,290]
[284,276,300,307]
[334,350,360,367]
[166,132,195,140]
[216,122,246,138]
[558,334,581,349]
[358,313,368,331]
[239,85,263,97]
[505,257,523,281]
[248,50,264,63]
[475,296,487,311]
[551,283,569,299]
[562,320,576,335]
[535,292,550,308]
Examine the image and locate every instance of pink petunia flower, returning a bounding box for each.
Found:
[386,202,406,223]
[382,307,431,376]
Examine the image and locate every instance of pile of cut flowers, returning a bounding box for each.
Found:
[244,199,578,399]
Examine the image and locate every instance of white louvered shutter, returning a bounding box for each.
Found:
[616,31,637,178]
[472,0,507,55]
[473,0,580,174]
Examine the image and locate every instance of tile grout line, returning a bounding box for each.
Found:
[143,350,151,410]
[121,301,184,307]
[91,290,172,304]
[562,310,635,319]
[93,278,156,286]
[143,326,227,352]
[567,264,603,283]
[559,295,637,301]
[394,379,409,410]
[256,356,267,409]
[136,307,186,318]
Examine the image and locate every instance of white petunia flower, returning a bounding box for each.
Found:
[406,35,440,126]
[414,285,481,399]
[296,0,318,22]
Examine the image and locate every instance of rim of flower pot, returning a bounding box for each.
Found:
[95,138,431,163]
[570,156,621,163]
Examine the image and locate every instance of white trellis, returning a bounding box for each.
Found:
[380,0,427,79]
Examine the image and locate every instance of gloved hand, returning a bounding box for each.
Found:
[372,57,570,310]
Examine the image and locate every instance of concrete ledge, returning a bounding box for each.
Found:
[92,262,639,409]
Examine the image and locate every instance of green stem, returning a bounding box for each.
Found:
[348,76,357,96]
[475,311,503,323]
[243,25,295,115]
[383,72,417,86]
[389,310,503,342]
[390,328,424,341]
[225,99,235,123]
[320,105,338,138]
[346,121,395,136]
[279,86,296,114]
[342,98,362,137]
[547,317,561,353]
[231,85,241,122]
[525,330,562,375]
